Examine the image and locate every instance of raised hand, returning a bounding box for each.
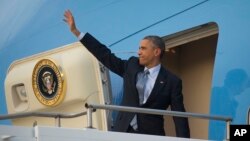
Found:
[63,9,80,37]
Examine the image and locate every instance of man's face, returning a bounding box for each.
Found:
[138,39,160,67]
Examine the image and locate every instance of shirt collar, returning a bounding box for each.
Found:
[144,64,161,76]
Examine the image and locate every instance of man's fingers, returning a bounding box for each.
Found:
[63,9,73,24]
[67,9,72,15]
[63,10,70,18]
[63,19,68,23]
[64,10,72,17]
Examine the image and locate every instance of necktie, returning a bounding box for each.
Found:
[136,69,150,105]
[130,69,150,130]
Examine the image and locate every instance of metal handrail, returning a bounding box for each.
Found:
[86,103,232,141]
[0,104,233,140]
[0,111,87,127]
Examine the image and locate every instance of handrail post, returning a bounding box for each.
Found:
[226,120,231,141]
[87,107,93,128]
[247,106,250,125]
[55,116,61,127]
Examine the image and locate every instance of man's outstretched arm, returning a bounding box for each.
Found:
[63,9,126,77]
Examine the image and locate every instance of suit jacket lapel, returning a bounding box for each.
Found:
[144,66,168,105]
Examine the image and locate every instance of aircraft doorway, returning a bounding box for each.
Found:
[161,23,218,140]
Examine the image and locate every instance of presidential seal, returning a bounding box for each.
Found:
[32,59,65,106]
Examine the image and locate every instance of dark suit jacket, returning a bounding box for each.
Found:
[80,33,190,138]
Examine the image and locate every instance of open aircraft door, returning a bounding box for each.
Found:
[4,42,112,130]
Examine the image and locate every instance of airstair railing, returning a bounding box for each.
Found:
[0,103,233,140]
[0,111,87,127]
[86,103,232,141]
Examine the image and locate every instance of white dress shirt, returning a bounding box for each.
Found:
[78,32,85,40]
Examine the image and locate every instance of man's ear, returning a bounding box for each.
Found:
[154,48,161,57]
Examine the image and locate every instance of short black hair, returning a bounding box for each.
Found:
[143,35,165,58]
